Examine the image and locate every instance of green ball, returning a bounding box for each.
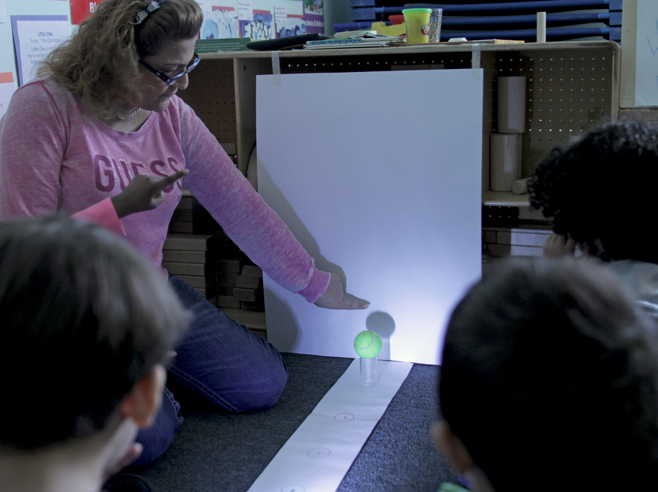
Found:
[354,330,382,359]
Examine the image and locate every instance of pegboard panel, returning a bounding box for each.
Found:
[179,59,237,148]
[279,51,476,73]
[517,49,616,176]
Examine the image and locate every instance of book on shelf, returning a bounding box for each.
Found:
[195,38,251,53]
[443,38,525,44]
[304,35,398,49]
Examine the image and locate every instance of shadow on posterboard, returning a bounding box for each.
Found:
[257,161,354,291]
[264,287,302,351]
[366,311,396,361]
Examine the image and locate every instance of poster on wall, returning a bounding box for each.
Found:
[70,0,106,25]
[202,5,239,39]
[11,15,71,86]
[277,13,304,38]
[196,0,215,37]
[0,72,17,120]
[240,9,273,40]
[303,0,323,34]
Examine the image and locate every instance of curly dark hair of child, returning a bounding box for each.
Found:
[440,257,658,492]
[528,121,658,264]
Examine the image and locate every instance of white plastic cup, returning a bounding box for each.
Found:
[360,357,378,386]
[497,76,527,133]
[512,177,530,195]
[490,133,523,192]
[429,9,442,43]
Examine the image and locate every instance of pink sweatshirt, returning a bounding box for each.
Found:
[0,79,330,302]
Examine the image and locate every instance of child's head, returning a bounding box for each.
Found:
[435,258,658,491]
[528,121,658,263]
[0,215,188,451]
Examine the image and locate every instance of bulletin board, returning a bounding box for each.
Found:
[257,69,484,366]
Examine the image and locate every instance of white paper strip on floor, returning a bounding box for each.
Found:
[247,359,413,492]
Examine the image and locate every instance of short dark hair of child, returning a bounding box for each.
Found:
[528,121,658,263]
[0,215,188,451]
[439,258,658,491]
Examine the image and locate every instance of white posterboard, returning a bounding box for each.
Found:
[256,69,483,365]
[621,0,658,107]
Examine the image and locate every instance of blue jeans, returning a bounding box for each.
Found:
[133,274,288,465]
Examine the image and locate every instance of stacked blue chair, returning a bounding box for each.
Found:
[337,0,622,42]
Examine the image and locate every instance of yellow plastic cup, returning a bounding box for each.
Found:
[403,8,432,44]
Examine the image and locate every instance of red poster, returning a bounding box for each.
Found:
[70,0,108,25]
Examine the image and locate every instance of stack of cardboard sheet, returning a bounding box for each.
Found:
[164,196,266,333]
[163,231,221,299]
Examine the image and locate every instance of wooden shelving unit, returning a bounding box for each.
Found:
[483,190,530,207]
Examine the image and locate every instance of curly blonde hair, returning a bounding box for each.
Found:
[37,0,202,116]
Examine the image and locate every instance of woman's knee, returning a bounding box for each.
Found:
[132,388,182,465]
[230,358,289,412]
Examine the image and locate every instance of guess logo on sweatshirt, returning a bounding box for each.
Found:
[93,154,184,193]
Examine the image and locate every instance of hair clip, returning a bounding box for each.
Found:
[134,0,166,24]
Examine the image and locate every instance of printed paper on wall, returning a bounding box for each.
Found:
[240,9,272,40]
[11,15,71,86]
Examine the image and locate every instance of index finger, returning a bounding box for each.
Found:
[153,169,189,191]
[339,293,370,310]
[337,300,370,310]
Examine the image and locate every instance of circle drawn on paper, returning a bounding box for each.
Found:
[281,486,305,492]
[334,413,355,422]
[307,447,331,459]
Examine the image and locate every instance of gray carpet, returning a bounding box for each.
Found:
[133,353,459,492]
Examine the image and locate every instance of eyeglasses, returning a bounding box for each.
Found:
[139,52,201,86]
